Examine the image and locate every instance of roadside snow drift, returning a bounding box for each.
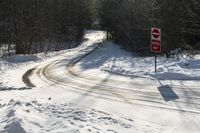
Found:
[0,100,135,133]
[77,41,200,80]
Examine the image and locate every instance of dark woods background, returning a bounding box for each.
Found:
[98,0,200,55]
[0,0,200,56]
[0,0,94,55]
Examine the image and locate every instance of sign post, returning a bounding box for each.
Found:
[151,27,161,73]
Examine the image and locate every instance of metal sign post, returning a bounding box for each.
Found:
[151,27,161,73]
[155,54,157,73]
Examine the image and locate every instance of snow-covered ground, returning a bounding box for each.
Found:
[75,41,200,81]
[0,30,104,88]
[0,30,200,133]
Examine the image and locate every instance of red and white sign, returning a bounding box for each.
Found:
[151,27,161,52]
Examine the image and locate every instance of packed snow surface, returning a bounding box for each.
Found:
[0,30,200,133]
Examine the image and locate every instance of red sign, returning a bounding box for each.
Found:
[151,44,161,52]
[152,29,160,39]
[151,27,161,52]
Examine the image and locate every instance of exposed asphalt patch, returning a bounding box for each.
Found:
[22,68,36,88]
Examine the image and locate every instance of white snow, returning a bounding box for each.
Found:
[0,99,135,133]
[76,41,200,80]
[0,30,200,133]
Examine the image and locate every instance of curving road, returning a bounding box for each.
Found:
[22,38,200,116]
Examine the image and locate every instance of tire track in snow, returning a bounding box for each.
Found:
[38,52,200,114]
[41,62,200,114]
[23,42,200,115]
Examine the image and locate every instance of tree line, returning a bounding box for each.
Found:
[99,0,200,55]
[0,0,94,54]
[0,0,200,56]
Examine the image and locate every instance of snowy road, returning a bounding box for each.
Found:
[25,43,200,115]
[1,31,200,133]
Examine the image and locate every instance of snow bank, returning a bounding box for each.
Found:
[78,41,200,80]
[0,99,134,133]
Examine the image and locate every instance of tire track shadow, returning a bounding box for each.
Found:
[0,87,31,91]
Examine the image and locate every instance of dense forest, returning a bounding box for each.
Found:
[0,0,94,54]
[99,0,200,54]
[0,0,200,56]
